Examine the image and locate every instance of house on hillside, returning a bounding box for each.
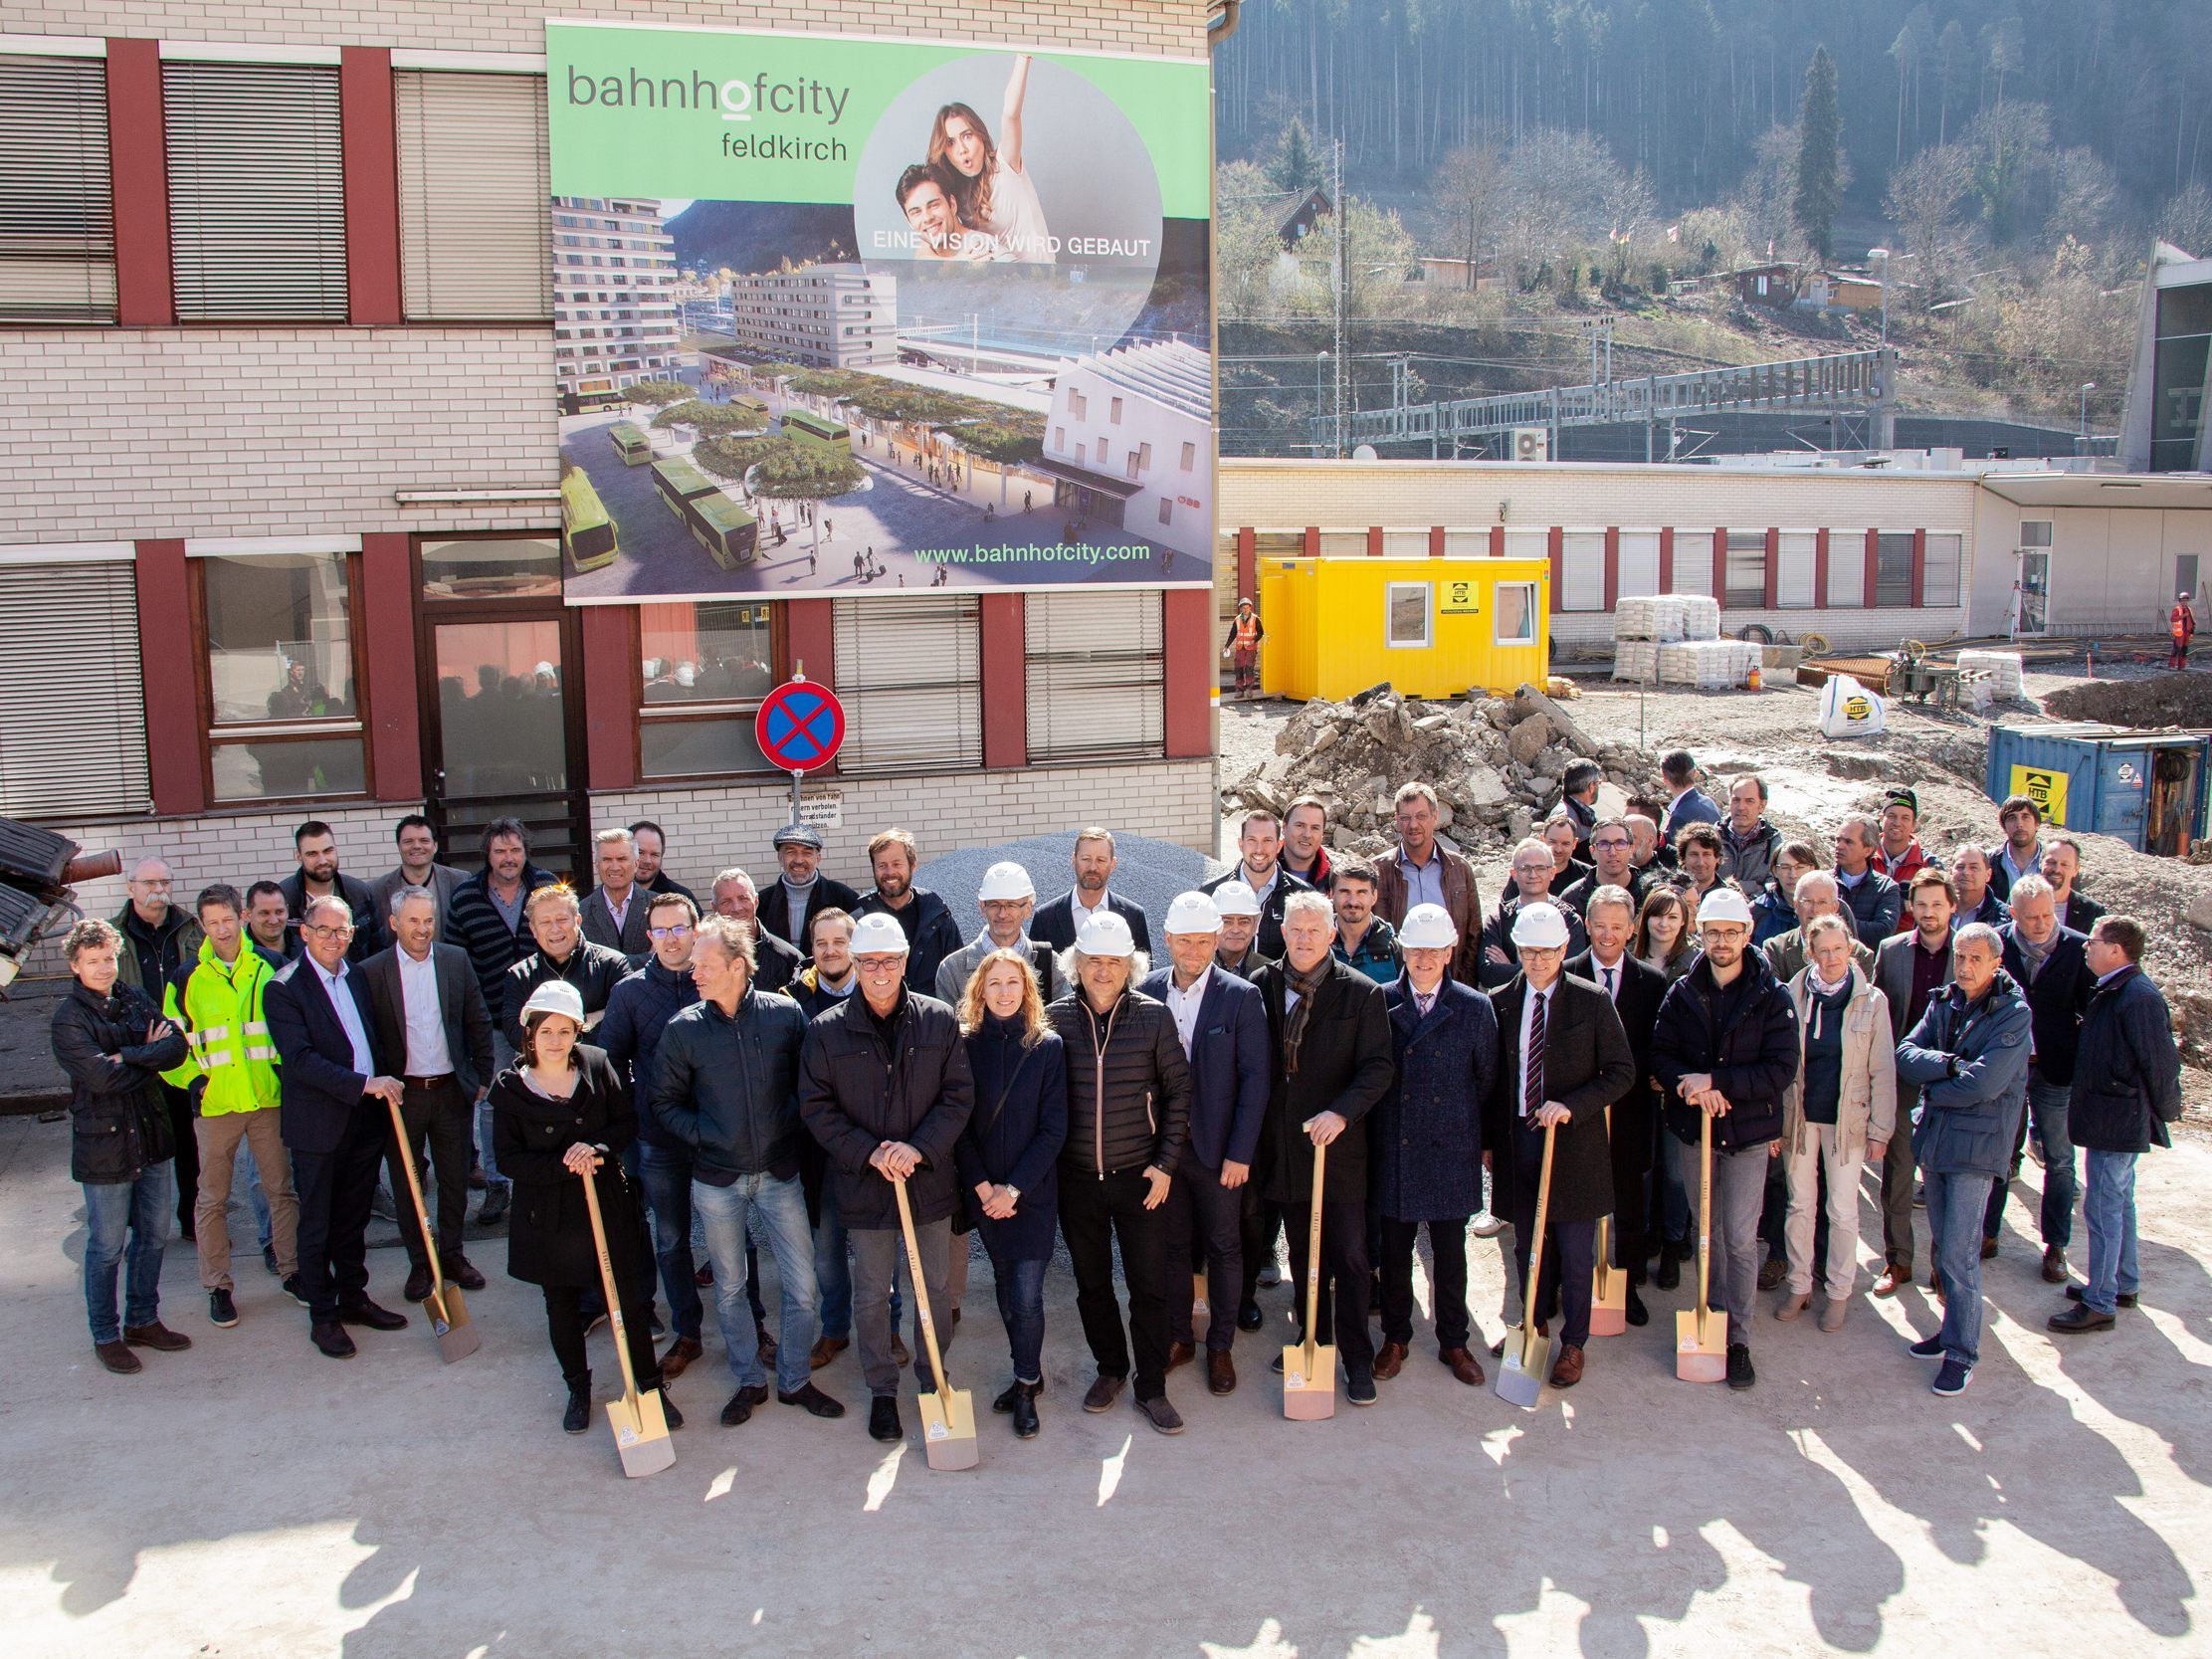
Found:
[1276,185,1331,250]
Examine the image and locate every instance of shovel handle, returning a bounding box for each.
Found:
[892,1174,955,1398]
[385,1095,445,1302]
[1696,1108,1713,1342]
[1593,1104,1613,1288]
[1302,1141,1326,1367]
[1520,1121,1555,1368]
[579,1166,645,1407]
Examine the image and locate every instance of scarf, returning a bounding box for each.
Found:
[1806,967,1852,1040]
[2014,926,2057,983]
[1283,956,1332,1076]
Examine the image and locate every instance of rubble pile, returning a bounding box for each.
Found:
[1220,682,1663,858]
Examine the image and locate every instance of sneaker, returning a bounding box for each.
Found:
[282,1273,311,1307]
[583,1312,608,1338]
[1470,1211,1507,1239]
[2066,1284,2136,1309]
[1907,1334,1945,1360]
[1083,1373,1126,1413]
[1133,1393,1184,1435]
[208,1288,239,1329]
[563,1380,591,1434]
[1346,1371,1378,1406]
[476,1185,509,1226]
[1724,1344,1754,1390]
[1757,1258,1786,1293]
[658,1391,684,1430]
[1931,1357,1973,1396]
[262,1244,280,1276]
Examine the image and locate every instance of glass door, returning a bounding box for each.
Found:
[2015,549,2050,638]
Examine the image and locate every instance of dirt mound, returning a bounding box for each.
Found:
[2043,676,2212,728]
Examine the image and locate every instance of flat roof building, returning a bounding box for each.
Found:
[725,264,898,368]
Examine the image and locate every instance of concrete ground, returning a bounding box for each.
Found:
[4,1109,2208,1658]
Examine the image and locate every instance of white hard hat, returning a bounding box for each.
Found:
[850,912,910,955]
[533,660,557,678]
[1074,910,1137,957]
[1697,888,1754,928]
[1398,903,1459,950]
[976,861,1036,903]
[1509,902,1571,950]
[1164,891,1222,934]
[518,980,585,1026]
[1211,879,1262,918]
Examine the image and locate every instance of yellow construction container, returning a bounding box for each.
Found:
[1256,556,1550,701]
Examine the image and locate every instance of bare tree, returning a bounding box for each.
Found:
[1434,140,1508,290]
[1886,141,1976,309]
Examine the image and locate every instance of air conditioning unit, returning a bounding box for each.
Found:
[1511,426,1550,463]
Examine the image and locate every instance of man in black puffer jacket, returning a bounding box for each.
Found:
[799,912,973,1446]
[1651,888,1799,1392]
[1047,911,1193,1435]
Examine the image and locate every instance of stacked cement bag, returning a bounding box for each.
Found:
[1956,650,2025,699]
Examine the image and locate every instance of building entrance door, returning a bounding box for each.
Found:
[415,537,588,879]
[2016,548,2050,638]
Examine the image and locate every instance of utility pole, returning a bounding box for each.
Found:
[1332,136,1347,458]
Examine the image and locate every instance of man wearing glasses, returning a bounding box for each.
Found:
[601,893,709,1379]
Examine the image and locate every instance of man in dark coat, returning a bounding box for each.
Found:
[1050,911,1193,1433]
[1485,903,1633,1389]
[279,821,386,964]
[755,822,860,953]
[1870,869,1955,1295]
[1652,887,1799,1393]
[1251,891,1394,1405]
[707,867,807,995]
[798,912,974,1446]
[1374,904,1498,1387]
[265,894,411,1360]
[852,827,963,996]
[1480,839,1588,990]
[579,827,652,958]
[1141,893,1269,1398]
[1567,883,1670,1327]
[1832,816,1904,940]
[1993,875,2093,1282]
[2041,837,2107,936]
[110,858,203,1240]
[2049,917,2181,1333]
[501,886,630,1052]
[1032,827,1152,953]
[1203,809,1313,962]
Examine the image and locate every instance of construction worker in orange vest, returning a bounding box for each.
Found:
[2170,591,2197,671]
[1223,598,1265,701]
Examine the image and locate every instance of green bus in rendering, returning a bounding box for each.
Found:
[609,422,653,466]
[561,467,616,572]
[781,409,852,452]
[650,456,719,518]
[686,492,759,569]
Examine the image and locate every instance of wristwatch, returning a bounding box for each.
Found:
[1002,1185,1021,1203]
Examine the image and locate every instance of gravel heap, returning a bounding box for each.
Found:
[1219,681,1663,861]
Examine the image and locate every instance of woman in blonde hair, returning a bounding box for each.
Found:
[953,948,1067,1437]
[926,54,1053,262]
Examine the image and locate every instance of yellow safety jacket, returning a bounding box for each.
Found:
[161,938,281,1116]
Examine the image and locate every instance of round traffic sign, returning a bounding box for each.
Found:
[754,678,846,773]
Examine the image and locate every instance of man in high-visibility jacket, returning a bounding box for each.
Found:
[2170,592,2197,672]
[163,882,301,1329]
[1223,597,1265,701]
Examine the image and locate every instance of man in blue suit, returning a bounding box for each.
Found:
[266,894,411,1359]
[1142,892,1269,1397]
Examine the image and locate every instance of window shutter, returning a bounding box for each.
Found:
[163,61,345,321]
[1923,533,1963,607]
[1025,591,1164,762]
[833,597,980,770]
[0,54,115,323]
[1673,530,1713,598]
[1617,529,1660,597]
[396,71,552,320]
[1560,530,1605,611]
[1828,532,1866,607]
[0,556,148,818]
[1776,531,1817,608]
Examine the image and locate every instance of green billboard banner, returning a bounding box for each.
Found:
[548,20,1214,605]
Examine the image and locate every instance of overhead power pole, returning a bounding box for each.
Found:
[1332,137,1347,458]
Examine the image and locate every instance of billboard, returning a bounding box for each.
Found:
[546,21,1214,603]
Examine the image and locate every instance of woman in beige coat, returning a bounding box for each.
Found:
[1778,914,1897,1330]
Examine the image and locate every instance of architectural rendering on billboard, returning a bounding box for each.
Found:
[546,21,1214,603]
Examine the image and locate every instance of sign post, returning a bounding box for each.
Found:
[754,670,847,824]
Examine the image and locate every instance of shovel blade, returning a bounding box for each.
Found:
[1676,1307,1728,1383]
[425,1286,481,1363]
[606,1390,676,1478]
[1589,1263,1628,1338]
[1282,1342,1336,1419]
[1493,1345,1546,1409]
[918,1387,978,1471]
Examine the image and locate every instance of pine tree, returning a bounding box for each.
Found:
[1792,46,1843,264]
[1270,118,1324,194]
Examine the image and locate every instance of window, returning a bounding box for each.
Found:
[1026,591,1163,761]
[638,601,776,778]
[420,535,560,600]
[1875,532,1915,606]
[1125,449,1141,481]
[1560,530,1605,611]
[1442,529,1494,557]
[1157,498,1174,526]
[1385,581,1432,647]
[1109,396,1122,424]
[1181,441,1197,471]
[0,548,148,816]
[2178,553,2201,603]
[0,53,115,323]
[2020,519,2054,549]
[834,596,979,770]
[198,547,365,801]
[1617,529,1660,596]
[1922,532,1963,607]
[1723,530,1767,608]
[1503,527,1548,562]
[1317,530,1366,558]
[1829,532,1867,607]
[1053,426,1065,451]
[163,60,346,320]
[1673,529,1713,598]
[1776,531,1817,608]
[396,71,553,319]
[1495,581,1537,644]
[1097,439,1109,469]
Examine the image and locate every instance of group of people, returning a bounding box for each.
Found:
[54,765,2183,1448]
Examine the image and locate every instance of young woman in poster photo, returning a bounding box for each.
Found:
[928,54,1054,263]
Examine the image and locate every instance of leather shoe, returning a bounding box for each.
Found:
[992,1379,1024,1413]
[719,1383,769,1426]
[868,1396,903,1442]
[442,1254,486,1292]
[755,1320,778,1364]
[658,1336,704,1379]
[336,1298,407,1333]
[95,1340,142,1374]
[1439,1347,1485,1386]
[1625,1286,1650,1327]
[1166,1340,1197,1371]
[2048,1304,2114,1334]
[1237,1302,1264,1332]
[891,1334,909,1365]
[1371,1340,1408,1381]
[1207,1349,1237,1395]
[778,1382,846,1418]
[1548,1344,1585,1387]
[1871,1266,1907,1298]
[123,1322,191,1351]
[2041,1247,2069,1284]
[809,1335,850,1370]
[1490,1320,1545,1357]
[695,1261,713,1287]
[1655,1243,1682,1290]
[1133,1393,1184,1434]
[2066,1283,2137,1309]
[310,1320,356,1359]
[1082,1373,1125,1413]
[1980,1235,2000,1261]
[403,1262,434,1304]
[1011,1381,1040,1439]
[1757,1257,1786,1292]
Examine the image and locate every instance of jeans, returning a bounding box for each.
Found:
[1379,1215,1471,1350]
[1984,1072,2076,1250]
[984,1244,1048,1382]
[477,1034,515,1190]
[636,1143,704,1342]
[83,1162,174,1345]
[693,1171,819,1396]
[1923,1168,1995,1367]
[1687,1141,1771,1339]
[815,1201,901,1342]
[1881,1085,1919,1271]
[2081,1150,2140,1316]
[1661,1132,1694,1244]
[853,1216,950,1397]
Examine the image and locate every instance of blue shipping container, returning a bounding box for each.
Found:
[1985,724,2210,857]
